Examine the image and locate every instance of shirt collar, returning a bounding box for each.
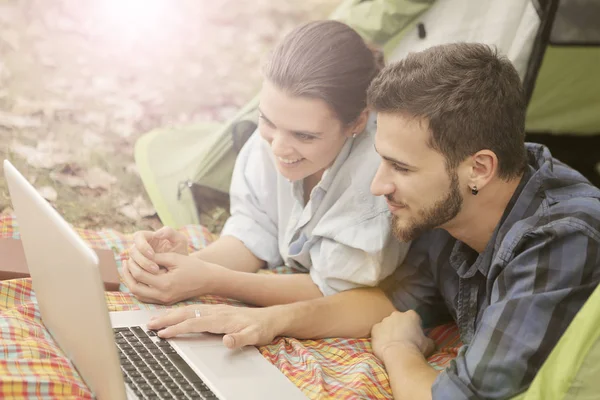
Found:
[452,158,535,278]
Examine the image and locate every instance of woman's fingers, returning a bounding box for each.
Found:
[127,258,163,287]
[154,226,178,240]
[122,261,163,303]
[133,231,156,258]
[129,243,160,273]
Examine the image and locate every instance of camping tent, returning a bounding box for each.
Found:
[135,0,600,229]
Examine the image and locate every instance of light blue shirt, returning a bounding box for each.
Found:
[221,124,409,295]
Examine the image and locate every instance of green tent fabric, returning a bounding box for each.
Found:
[526,46,600,135]
[134,96,258,227]
[525,0,600,135]
[511,281,600,400]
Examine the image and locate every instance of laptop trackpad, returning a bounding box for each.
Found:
[187,345,268,379]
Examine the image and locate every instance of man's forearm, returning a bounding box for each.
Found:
[383,345,439,400]
[271,288,396,339]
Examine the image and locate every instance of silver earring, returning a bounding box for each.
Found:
[471,186,479,195]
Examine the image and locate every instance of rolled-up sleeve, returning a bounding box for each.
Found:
[309,212,410,296]
[432,222,600,399]
[221,134,282,267]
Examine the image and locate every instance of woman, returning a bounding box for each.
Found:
[123,20,409,306]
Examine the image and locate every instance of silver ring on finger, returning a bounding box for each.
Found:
[194,309,201,318]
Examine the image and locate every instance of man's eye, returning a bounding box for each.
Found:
[392,164,409,173]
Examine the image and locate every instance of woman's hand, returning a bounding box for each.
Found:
[146,304,283,349]
[123,252,224,305]
[126,226,189,274]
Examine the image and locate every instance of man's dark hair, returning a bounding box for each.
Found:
[367,43,527,179]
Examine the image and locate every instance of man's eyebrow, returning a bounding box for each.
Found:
[258,107,323,137]
[373,144,416,169]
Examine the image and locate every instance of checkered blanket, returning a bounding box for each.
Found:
[0,215,462,399]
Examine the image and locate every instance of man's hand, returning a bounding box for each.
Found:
[371,310,435,361]
[126,226,189,274]
[372,311,439,400]
[146,304,282,349]
[123,252,223,305]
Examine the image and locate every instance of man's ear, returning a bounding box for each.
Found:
[345,109,370,138]
[468,150,498,191]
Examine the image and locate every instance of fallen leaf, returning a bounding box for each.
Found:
[125,163,140,176]
[76,111,107,128]
[1,207,14,217]
[50,164,87,187]
[82,130,104,147]
[38,186,58,202]
[78,187,106,197]
[50,172,86,187]
[11,97,71,119]
[0,112,43,129]
[118,204,139,221]
[132,195,156,218]
[84,167,117,190]
[110,121,135,138]
[10,140,71,169]
[118,196,156,220]
[0,28,20,50]
[11,97,45,115]
[45,77,70,93]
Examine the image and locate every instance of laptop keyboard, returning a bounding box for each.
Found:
[113,326,219,399]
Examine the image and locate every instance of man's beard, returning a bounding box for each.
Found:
[392,171,463,242]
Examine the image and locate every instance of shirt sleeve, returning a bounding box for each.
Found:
[380,232,451,328]
[220,133,283,267]
[309,212,411,296]
[432,221,600,400]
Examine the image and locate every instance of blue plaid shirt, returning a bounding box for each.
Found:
[383,143,600,399]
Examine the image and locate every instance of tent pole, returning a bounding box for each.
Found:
[523,0,560,106]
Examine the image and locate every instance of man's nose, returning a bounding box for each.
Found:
[370,164,394,197]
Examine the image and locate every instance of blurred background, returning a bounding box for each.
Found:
[0,0,338,232]
[1,0,598,234]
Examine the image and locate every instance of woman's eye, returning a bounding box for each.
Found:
[293,132,315,141]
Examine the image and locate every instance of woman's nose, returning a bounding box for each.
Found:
[270,132,291,156]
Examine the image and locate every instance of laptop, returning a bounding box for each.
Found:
[3,160,307,400]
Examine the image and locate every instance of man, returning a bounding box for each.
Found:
[147,43,600,399]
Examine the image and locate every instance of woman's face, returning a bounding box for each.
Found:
[258,81,353,182]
